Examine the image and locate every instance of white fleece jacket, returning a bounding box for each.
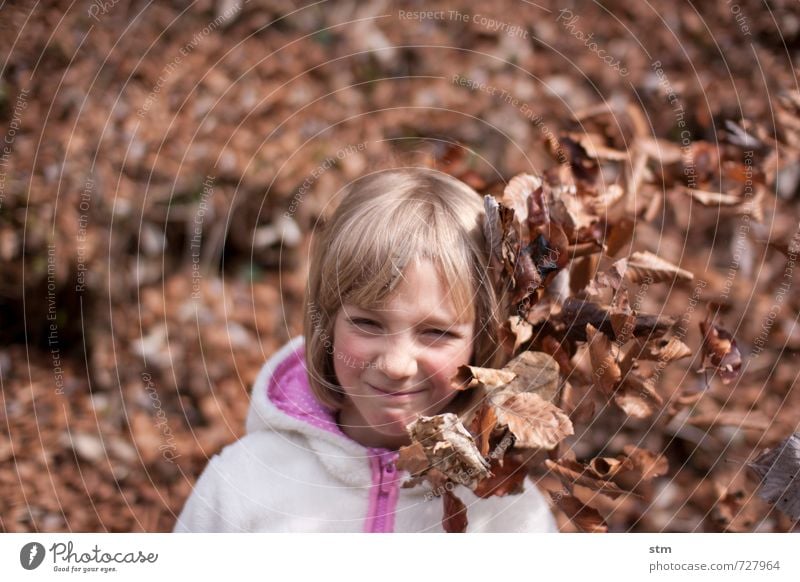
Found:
[173,336,559,533]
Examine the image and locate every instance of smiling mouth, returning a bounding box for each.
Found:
[367,383,426,397]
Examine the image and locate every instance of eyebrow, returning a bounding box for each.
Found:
[345,305,472,328]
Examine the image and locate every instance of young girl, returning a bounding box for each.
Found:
[173,168,559,532]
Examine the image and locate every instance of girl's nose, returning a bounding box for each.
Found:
[375,337,418,380]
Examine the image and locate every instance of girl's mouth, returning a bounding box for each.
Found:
[367,383,426,397]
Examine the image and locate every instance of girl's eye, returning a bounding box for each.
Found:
[425,329,454,339]
[351,318,379,330]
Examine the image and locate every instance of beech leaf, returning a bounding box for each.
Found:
[500,350,561,402]
[491,392,574,450]
[549,492,607,532]
[442,489,469,533]
[586,323,622,397]
[406,413,490,487]
[451,365,516,391]
[545,459,627,499]
[613,251,694,284]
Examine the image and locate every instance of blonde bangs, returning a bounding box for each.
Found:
[326,196,476,325]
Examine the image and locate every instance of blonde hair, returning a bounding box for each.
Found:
[303,168,510,411]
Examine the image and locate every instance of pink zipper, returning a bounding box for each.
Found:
[364,449,400,532]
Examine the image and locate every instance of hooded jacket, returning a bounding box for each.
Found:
[173,336,559,533]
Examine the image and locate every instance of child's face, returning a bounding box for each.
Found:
[332,258,475,450]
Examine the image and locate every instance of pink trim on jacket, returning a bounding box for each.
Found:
[266,341,401,532]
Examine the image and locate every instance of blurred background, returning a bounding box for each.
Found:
[1,0,798,532]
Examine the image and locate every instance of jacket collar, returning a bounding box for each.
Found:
[245,336,420,492]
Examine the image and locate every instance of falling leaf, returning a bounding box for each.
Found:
[588,456,634,480]
[627,337,693,363]
[540,334,573,376]
[491,392,574,450]
[467,400,498,459]
[686,411,770,432]
[500,350,561,402]
[406,413,490,487]
[549,492,607,532]
[620,336,692,376]
[699,320,742,385]
[605,217,636,258]
[622,445,669,481]
[608,298,637,346]
[499,315,534,356]
[747,433,800,520]
[473,455,527,498]
[612,251,694,284]
[442,489,468,533]
[614,373,663,419]
[396,441,430,477]
[451,365,516,391]
[559,380,596,424]
[586,324,621,397]
[502,173,542,231]
[545,459,627,499]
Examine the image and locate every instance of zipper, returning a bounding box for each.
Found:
[365,449,399,533]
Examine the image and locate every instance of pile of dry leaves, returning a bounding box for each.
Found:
[397,105,800,532]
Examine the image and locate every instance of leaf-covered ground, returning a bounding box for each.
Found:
[1,0,798,532]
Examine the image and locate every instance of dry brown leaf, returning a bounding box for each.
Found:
[699,320,742,385]
[500,350,561,402]
[613,251,694,284]
[467,400,498,459]
[620,336,692,375]
[559,380,596,424]
[614,373,663,419]
[500,315,534,356]
[605,217,635,258]
[442,489,468,533]
[632,337,693,363]
[622,445,669,481]
[491,392,574,450]
[406,413,490,487]
[451,365,516,391]
[686,411,771,432]
[396,441,430,477]
[549,492,607,532]
[545,459,627,499]
[501,173,542,231]
[473,455,527,498]
[586,323,622,396]
[588,456,634,480]
[609,307,637,346]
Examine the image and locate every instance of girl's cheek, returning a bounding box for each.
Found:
[336,331,374,367]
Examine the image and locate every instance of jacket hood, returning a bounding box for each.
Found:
[245,336,414,491]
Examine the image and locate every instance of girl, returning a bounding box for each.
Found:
[173,168,558,532]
